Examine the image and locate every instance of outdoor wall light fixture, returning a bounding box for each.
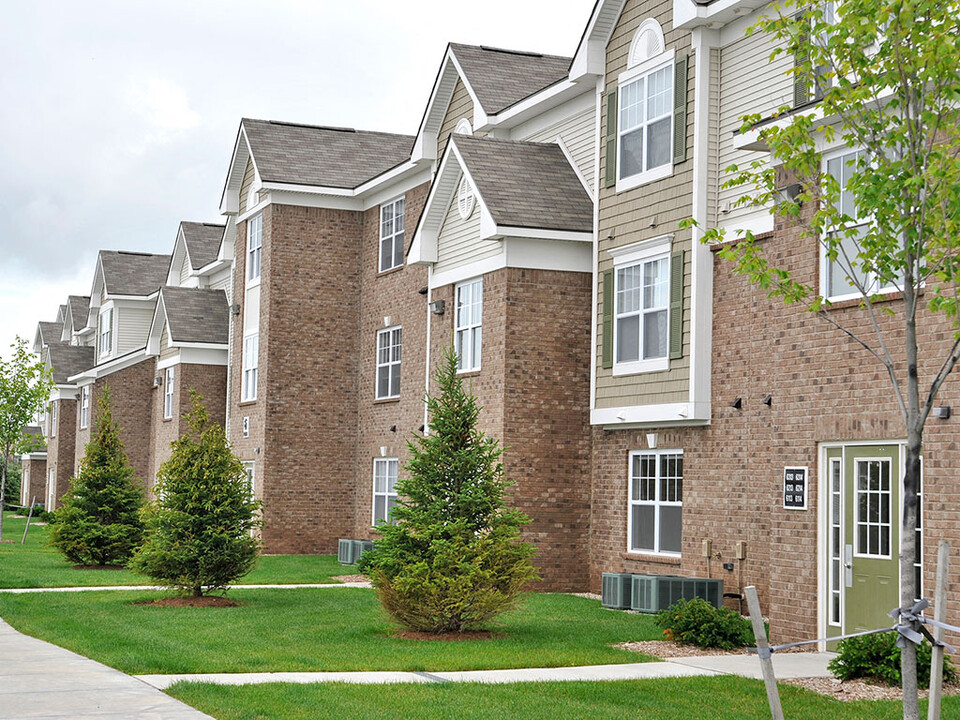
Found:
[390,425,397,433]
[932,406,951,419]
[763,394,773,406]
[731,397,743,410]
[775,183,803,206]
[428,299,446,315]
[418,286,429,295]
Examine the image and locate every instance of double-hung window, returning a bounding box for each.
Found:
[242,461,256,499]
[379,197,405,272]
[618,62,673,188]
[79,386,90,429]
[247,214,262,283]
[628,450,683,555]
[823,149,898,301]
[376,327,401,400]
[98,308,113,357]
[611,238,671,375]
[163,367,175,419]
[242,333,259,402]
[49,402,57,438]
[373,458,398,525]
[455,278,482,372]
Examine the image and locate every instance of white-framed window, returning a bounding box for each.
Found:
[822,148,900,301]
[49,402,57,438]
[854,457,892,558]
[163,367,175,419]
[79,386,90,429]
[379,196,406,272]
[247,214,262,284]
[612,238,671,375]
[828,456,843,626]
[242,461,255,499]
[373,458,399,525]
[455,278,482,373]
[98,307,113,356]
[376,327,402,400]
[628,450,683,555]
[242,333,259,402]
[47,469,56,511]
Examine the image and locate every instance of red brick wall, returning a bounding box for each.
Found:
[352,182,430,539]
[45,399,77,509]
[20,457,47,507]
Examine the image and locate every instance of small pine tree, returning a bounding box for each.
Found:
[129,393,260,597]
[361,346,539,633]
[48,386,144,566]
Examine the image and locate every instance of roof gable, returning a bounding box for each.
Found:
[99,250,171,297]
[67,296,90,334]
[47,344,95,385]
[181,223,224,270]
[146,286,230,355]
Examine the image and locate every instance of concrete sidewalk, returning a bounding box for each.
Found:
[0,618,214,720]
[136,652,836,689]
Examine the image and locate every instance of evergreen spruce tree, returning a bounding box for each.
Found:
[361,346,539,633]
[49,386,144,566]
[129,393,260,597]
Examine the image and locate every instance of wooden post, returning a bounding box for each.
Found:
[928,541,950,720]
[20,496,36,545]
[745,585,784,720]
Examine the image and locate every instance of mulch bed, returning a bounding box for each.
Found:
[332,574,368,583]
[392,630,501,642]
[133,596,240,608]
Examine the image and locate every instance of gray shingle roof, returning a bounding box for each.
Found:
[160,287,229,345]
[243,119,414,189]
[449,44,572,115]
[48,344,95,384]
[38,322,64,347]
[452,135,592,233]
[181,223,224,270]
[100,251,171,297]
[67,296,90,331]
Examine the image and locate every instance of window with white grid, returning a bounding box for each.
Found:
[628,450,683,555]
[379,197,405,272]
[455,278,482,372]
[373,458,399,525]
[376,327,401,399]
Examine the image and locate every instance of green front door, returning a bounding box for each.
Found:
[825,444,903,641]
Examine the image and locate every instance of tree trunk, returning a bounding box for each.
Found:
[0,449,8,541]
[901,431,922,720]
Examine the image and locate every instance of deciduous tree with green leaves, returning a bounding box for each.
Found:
[360,346,539,634]
[0,337,53,538]
[695,2,960,716]
[48,386,145,565]
[129,393,260,597]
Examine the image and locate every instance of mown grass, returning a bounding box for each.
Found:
[168,676,949,720]
[0,512,344,587]
[0,588,660,674]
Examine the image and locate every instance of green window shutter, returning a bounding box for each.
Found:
[673,55,688,165]
[669,250,684,360]
[602,269,614,369]
[604,90,618,189]
[793,11,811,107]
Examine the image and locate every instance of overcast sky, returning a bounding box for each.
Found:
[0,0,590,357]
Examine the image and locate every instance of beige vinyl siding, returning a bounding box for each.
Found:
[239,158,256,212]
[178,254,191,285]
[716,30,792,229]
[594,0,695,409]
[159,319,177,361]
[434,193,500,276]
[707,47,721,229]
[208,268,233,303]
[437,79,475,160]
[523,107,596,191]
[116,304,154,355]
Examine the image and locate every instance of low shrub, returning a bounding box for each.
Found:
[654,598,754,650]
[828,631,957,687]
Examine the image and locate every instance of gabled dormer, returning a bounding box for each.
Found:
[166,221,228,289]
[145,286,230,366]
[63,295,91,346]
[88,250,171,365]
[413,43,595,165]
[409,134,592,289]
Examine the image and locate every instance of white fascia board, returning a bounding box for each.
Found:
[67,348,150,382]
[510,89,596,142]
[503,237,593,273]
[412,50,460,164]
[495,227,593,243]
[429,254,508,290]
[674,0,770,31]
[446,53,489,131]
[569,0,627,82]
[718,210,774,238]
[258,181,356,198]
[219,126,252,215]
[216,216,235,263]
[591,402,711,427]
[52,386,78,401]
[409,143,465,265]
[557,136,594,200]
[355,159,426,198]
[145,293,167,356]
[22,452,47,461]
[89,257,106,311]
[359,165,432,211]
[166,230,188,286]
[487,80,589,132]
[178,346,229,366]
[258,189,363,213]
[195,258,232,277]
[171,341,229,352]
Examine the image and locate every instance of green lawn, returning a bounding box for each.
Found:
[168,676,946,720]
[0,512,345,587]
[0,588,660,674]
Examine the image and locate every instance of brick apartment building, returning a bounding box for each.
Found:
[27,0,960,640]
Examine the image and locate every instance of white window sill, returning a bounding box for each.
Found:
[616,163,673,194]
[612,357,669,376]
[245,278,261,290]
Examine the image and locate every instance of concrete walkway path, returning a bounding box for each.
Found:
[136,653,836,689]
[0,618,214,720]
